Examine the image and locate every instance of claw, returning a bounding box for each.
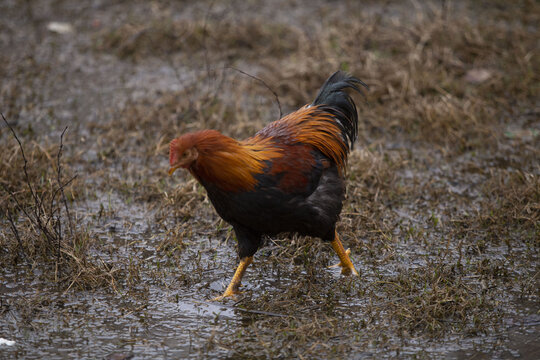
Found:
[211,256,252,301]
[330,232,360,277]
[212,288,241,301]
[329,248,359,276]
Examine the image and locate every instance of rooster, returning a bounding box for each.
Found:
[169,71,366,300]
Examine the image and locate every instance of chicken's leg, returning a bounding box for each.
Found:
[213,256,253,301]
[329,231,359,276]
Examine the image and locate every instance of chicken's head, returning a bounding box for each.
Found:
[169,136,199,175]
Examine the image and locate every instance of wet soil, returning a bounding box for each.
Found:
[1,0,538,359]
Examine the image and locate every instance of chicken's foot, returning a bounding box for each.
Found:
[212,256,253,301]
[329,231,359,276]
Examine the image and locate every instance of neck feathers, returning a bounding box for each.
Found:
[188,130,281,192]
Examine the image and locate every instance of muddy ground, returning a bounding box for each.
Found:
[0,0,538,359]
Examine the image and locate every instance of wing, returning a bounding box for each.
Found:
[257,143,329,196]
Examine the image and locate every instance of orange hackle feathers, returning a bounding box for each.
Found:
[170,130,282,192]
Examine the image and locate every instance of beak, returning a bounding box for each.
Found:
[168,165,181,176]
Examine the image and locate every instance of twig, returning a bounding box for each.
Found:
[190,299,288,318]
[47,175,77,230]
[2,208,29,265]
[1,113,51,237]
[1,182,35,235]
[56,127,74,237]
[1,114,37,213]
[234,306,288,318]
[1,112,76,269]
[225,66,283,119]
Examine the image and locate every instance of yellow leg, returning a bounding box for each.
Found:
[212,256,253,301]
[329,231,359,276]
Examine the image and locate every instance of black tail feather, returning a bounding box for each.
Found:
[312,71,367,151]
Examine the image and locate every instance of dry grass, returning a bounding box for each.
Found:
[0,119,125,291]
[1,0,539,358]
[93,19,300,61]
